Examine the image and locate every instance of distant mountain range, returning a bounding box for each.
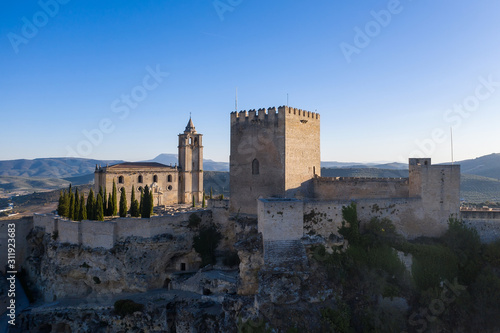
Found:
[1,153,500,202]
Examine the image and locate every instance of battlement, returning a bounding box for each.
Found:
[230,106,320,124]
[316,177,409,183]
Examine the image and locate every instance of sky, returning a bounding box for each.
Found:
[1,0,499,164]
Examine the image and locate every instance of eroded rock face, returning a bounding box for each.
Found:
[17,295,244,333]
[24,229,200,302]
[234,217,263,295]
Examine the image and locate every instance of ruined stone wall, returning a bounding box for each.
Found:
[257,198,303,241]
[230,108,286,215]
[33,210,212,249]
[313,177,409,200]
[463,219,500,243]
[57,219,81,244]
[303,197,452,240]
[208,199,234,250]
[0,217,33,273]
[282,106,320,198]
[81,220,116,249]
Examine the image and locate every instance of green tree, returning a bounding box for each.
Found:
[86,188,95,220]
[107,193,112,216]
[141,185,152,218]
[74,188,80,220]
[96,192,104,221]
[103,187,108,216]
[79,194,87,221]
[57,190,69,217]
[193,225,222,267]
[119,187,127,218]
[149,188,154,215]
[202,193,206,208]
[210,187,213,199]
[68,190,74,220]
[130,186,140,217]
[112,180,118,216]
[338,202,360,245]
[139,187,144,216]
[192,194,196,208]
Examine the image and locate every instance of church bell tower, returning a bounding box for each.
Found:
[178,117,203,204]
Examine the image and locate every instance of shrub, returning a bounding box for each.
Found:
[320,298,353,333]
[114,299,144,317]
[338,203,360,245]
[193,225,222,267]
[441,217,482,284]
[188,213,201,229]
[411,243,458,291]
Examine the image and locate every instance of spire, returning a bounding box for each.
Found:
[184,115,196,133]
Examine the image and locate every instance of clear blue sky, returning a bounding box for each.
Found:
[1,0,499,164]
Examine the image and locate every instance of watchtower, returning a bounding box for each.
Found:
[229,106,320,214]
[178,117,203,204]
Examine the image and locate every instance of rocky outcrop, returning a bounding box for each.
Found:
[24,227,200,302]
[16,291,248,333]
[233,217,263,295]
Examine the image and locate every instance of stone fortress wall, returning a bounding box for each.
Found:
[230,106,466,241]
[32,209,213,250]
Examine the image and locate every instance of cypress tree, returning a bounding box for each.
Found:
[210,187,213,200]
[103,187,108,216]
[202,193,206,208]
[68,190,74,220]
[141,185,151,218]
[112,180,118,216]
[139,188,144,216]
[58,190,69,217]
[96,192,104,221]
[74,188,80,220]
[79,194,87,221]
[130,186,139,217]
[107,193,112,216]
[119,187,127,218]
[192,195,196,208]
[86,188,95,220]
[149,189,154,216]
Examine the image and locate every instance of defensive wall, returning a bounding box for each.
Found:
[33,210,212,250]
[0,217,33,274]
[257,198,500,244]
[313,177,409,200]
[462,209,500,243]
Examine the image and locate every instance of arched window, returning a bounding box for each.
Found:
[138,175,143,183]
[189,137,192,145]
[153,175,158,183]
[118,176,124,184]
[167,175,172,182]
[252,159,260,175]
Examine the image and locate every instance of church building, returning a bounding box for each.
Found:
[94,117,203,207]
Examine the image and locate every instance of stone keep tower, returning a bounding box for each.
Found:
[230,106,320,214]
[178,118,203,204]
